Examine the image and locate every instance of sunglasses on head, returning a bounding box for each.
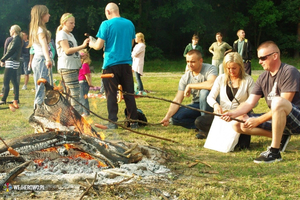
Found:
[258,52,278,61]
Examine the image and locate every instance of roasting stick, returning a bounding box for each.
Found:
[121,91,245,123]
[103,74,245,123]
[0,137,20,157]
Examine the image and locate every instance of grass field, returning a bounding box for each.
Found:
[0,71,300,199]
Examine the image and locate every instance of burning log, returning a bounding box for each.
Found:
[29,84,100,138]
[0,161,32,186]
[0,131,143,168]
[0,157,26,173]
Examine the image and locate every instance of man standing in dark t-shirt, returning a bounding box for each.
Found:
[232,30,252,75]
[222,41,300,164]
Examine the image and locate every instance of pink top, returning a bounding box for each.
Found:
[78,63,91,81]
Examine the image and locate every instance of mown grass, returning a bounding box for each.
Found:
[1,70,300,199]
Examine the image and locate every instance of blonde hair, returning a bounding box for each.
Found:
[56,13,74,34]
[11,25,22,38]
[80,49,91,65]
[136,32,145,44]
[222,52,246,86]
[28,5,50,48]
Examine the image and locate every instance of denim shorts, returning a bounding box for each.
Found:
[249,103,300,135]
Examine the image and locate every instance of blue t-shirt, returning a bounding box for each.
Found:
[96,17,135,69]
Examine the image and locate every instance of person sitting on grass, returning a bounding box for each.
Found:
[221,41,300,164]
[161,49,217,131]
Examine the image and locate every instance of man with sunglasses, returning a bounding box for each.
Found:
[232,30,252,75]
[221,41,300,163]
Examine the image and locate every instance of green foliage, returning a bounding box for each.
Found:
[0,0,300,58]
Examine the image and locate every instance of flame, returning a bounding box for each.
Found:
[74,152,107,167]
[34,159,45,166]
[64,144,75,150]
[41,147,58,152]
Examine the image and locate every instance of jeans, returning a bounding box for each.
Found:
[212,59,223,75]
[32,56,52,106]
[80,81,90,115]
[171,89,213,129]
[135,71,144,91]
[59,69,82,114]
[103,64,138,122]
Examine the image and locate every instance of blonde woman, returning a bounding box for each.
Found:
[79,49,93,117]
[131,32,146,95]
[28,5,52,108]
[0,25,23,109]
[195,52,254,148]
[56,13,89,113]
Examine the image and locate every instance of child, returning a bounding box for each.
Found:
[28,5,52,108]
[56,13,89,114]
[131,32,146,95]
[79,49,93,117]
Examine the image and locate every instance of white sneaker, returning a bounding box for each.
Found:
[10,87,13,91]
[22,85,27,90]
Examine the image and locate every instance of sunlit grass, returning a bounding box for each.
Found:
[0,70,299,199]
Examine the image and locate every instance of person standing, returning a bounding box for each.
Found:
[0,25,23,109]
[21,31,30,90]
[79,49,93,117]
[183,34,203,72]
[209,32,232,75]
[132,32,146,95]
[56,13,89,114]
[89,2,139,129]
[161,50,217,129]
[222,41,300,163]
[28,5,52,108]
[232,30,252,75]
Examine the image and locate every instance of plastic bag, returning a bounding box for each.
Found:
[204,116,240,153]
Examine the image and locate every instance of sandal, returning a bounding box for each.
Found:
[12,101,19,109]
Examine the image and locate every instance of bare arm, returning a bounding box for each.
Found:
[184,74,217,97]
[59,38,89,55]
[38,32,52,68]
[161,91,184,126]
[85,73,93,87]
[89,38,104,50]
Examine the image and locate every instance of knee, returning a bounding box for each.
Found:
[271,97,287,111]
[199,89,209,101]
[233,122,243,133]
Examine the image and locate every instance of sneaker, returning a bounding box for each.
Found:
[22,85,27,90]
[280,134,291,152]
[107,123,118,129]
[10,87,13,91]
[254,148,282,164]
[195,130,208,139]
[130,122,139,129]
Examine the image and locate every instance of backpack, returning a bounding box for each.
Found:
[124,108,147,127]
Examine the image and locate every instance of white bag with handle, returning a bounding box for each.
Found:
[204,116,240,153]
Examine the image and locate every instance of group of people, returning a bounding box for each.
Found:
[1,3,299,164]
[0,3,146,121]
[184,30,252,76]
[164,39,300,164]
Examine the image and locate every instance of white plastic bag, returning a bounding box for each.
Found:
[204,116,240,153]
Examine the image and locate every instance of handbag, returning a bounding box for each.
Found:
[204,116,240,153]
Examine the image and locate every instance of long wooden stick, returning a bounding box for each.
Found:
[122,91,245,123]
